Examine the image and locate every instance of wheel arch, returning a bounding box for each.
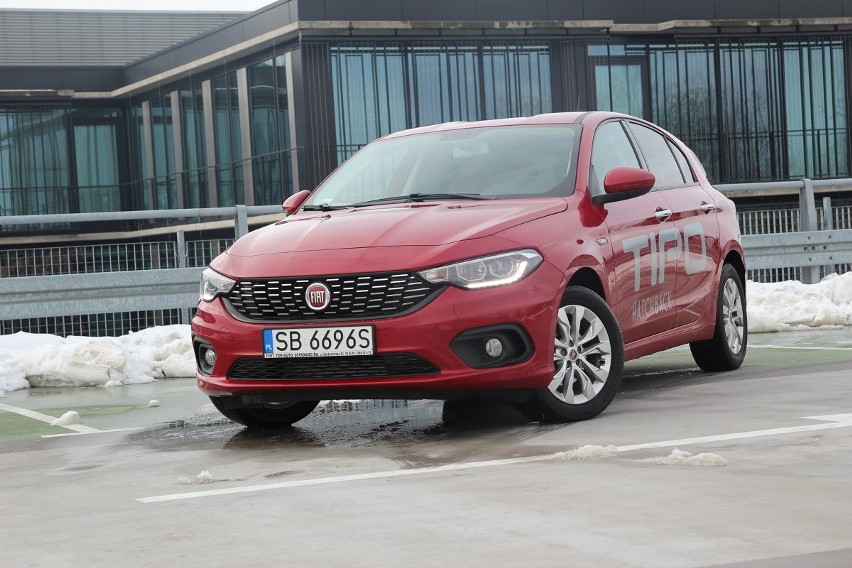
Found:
[565,266,606,301]
[724,249,746,291]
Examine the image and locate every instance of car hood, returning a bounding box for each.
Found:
[225,199,567,257]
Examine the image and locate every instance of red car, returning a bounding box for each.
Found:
[192,112,747,428]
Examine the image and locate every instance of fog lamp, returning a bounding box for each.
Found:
[203,348,217,367]
[485,338,503,358]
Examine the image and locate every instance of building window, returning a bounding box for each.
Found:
[74,123,120,212]
[482,45,551,120]
[180,86,208,208]
[129,102,149,210]
[588,38,849,183]
[331,45,407,164]
[408,45,480,126]
[329,43,553,163]
[784,40,847,179]
[0,109,70,218]
[150,94,177,209]
[719,41,784,182]
[212,71,243,206]
[248,54,293,205]
[594,58,647,118]
[646,43,719,182]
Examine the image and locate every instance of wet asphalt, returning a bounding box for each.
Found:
[2,328,852,568]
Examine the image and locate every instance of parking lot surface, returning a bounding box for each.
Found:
[2,329,852,567]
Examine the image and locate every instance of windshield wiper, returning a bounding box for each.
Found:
[349,192,496,208]
[302,202,346,211]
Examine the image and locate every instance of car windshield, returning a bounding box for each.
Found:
[304,124,580,208]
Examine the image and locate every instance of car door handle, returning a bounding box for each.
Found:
[700,203,716,213]
[654,209,672,221]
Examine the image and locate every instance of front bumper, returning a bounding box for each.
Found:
[192,261,564,400]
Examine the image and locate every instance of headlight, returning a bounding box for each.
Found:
[200,268,236,302]
[418,250,543,290]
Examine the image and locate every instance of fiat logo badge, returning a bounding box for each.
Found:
[305,282,331,311]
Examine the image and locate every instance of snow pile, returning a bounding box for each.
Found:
[748,272,852,332]
[558,446,728,465]
[637,449,728,466]
[0,348,29,394]
[51,410,81,427]
[559,444,619,461]
[195,470,215,484]
[0,325,195,395]
[177,470,216,485]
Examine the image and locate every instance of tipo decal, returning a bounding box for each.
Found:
[622,222,707,321]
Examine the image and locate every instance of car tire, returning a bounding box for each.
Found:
[209,396,320,429]
[514,286,625,423]
[689,263,747,372]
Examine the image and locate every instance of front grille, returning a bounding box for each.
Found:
[229,354,439,380]
[225,272,443,322]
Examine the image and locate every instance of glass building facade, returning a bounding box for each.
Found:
[126,51,294,213]
[587,39,847,183]
[2,4,852,225]
[0,107,125,216]
[329,43,553,162]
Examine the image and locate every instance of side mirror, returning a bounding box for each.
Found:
[282,190,311,215]
[591,167,655,205]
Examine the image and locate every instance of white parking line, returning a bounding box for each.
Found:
[749,344,852,350]
[614,413,852,451]
[137,413,852,503]
[0,401,101,434]
[41,427,142,438]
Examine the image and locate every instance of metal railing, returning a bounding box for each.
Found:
[3,181,852,336]
[0,205,279,336]
[717,178,852,283]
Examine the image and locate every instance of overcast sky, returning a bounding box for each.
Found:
[0,0,275,11]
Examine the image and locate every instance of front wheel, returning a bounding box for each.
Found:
[515,287,625,423]
[209,396,319,429]
[689,263,747,371]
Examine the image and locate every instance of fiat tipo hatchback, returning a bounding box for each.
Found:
[193,112,746,427]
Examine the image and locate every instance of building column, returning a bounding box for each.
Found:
[236,67,255,206]
[284,50,301,194]
[169,90,186,209]
[288,43,338,191]
[140,100,155,209]
[201,79,218,207]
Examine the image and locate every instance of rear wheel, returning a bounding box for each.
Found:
[690,263,747,371]
[515,287,624,423]
[209,396,319,429]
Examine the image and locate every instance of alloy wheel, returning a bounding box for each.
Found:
[722,277,745,354]
[550,304,612,404]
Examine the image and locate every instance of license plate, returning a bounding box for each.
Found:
[263,326,374,358]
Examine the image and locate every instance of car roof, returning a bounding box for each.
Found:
[380,111,632,140]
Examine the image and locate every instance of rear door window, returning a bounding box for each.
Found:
[667,140,695,183]
[627,122,686,189]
